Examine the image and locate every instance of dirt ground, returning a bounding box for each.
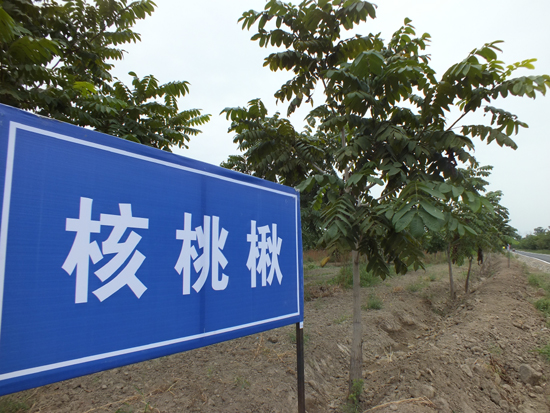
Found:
[2,253,550,413]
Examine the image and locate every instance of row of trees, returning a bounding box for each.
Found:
[227,0,547,392]
[2,0,546,398]
[517,227,550,250]
[422,164,517,296]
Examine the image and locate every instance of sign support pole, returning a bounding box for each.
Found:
[296,321,305,413]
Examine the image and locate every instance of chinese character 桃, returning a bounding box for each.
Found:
[174,212,229,294]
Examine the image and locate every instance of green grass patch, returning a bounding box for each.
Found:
[535,298,550,317]
[406,280,425,293]
[535,343,550,362]
[304,261,318,271]
[330,264,381,289]
[521,249,550,255]
[288,330,311,346]
[528,272,550,321]
[0,398,30,413]
[343,379,364,413]
[333,314,349,324]
[528,273,543,288]
[234,375,250,389]
[362,294,383,310]
[528,272,550,292]
[422,252,447,266]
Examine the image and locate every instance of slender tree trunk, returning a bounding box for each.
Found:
[341,128,349,181]
[341,127,362,394]
[446,243,455,299]
[349,250,362,394]
[465,256,473,294]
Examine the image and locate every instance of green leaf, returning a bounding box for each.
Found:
[451,186,464,198]
[392,204,411,225]
[469,196,481,213]
[418,210,442,232]
[480,197,495,214]
[449,218,458,231]
[346,173,363,186]
[395,211,416,232]
[439,183,452,193]
[394,210,416,232]
[419,199,444,220]
[409,215,425,238]
[417,183,445,199]
[296,176,315,192]
[327,224,338,239]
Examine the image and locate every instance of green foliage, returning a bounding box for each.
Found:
[420,164,518,297]
[406,279,426,293]
[518,227,550,251]
[530,272,550,328]
[0,0,209,149]
[346,378,364,412]
[221,99,326,248]
[303,261,318,271]
[234,375,250,389]
[235,0,549,390]
[535,343,550,362]
[333,314,349,324]
[235,0,547,282]
[333,263,380,289]
[534,298,550,318]
[93,72,210,150]
[221,99,330,185]
[362,294,382,310]
[528,273,550,290]
[0,397,30,413]
[288,330,310,346]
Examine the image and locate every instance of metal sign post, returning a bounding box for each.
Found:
[0,104,304,397]
[296,321,305,413]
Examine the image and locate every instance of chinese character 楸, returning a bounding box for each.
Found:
[247,221,283,288]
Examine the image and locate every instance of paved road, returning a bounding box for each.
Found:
[514,250,550,264]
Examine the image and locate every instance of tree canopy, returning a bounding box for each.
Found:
[229,0,550,393]
[517,227,550,251]
[0,0,210,150]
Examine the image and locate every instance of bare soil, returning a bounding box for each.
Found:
[2,253,550,413]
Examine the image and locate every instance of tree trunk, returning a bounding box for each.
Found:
[341,128,349,181]
[349,250,362,394]
[465,256,473,294]
[446,244,455,299]
[341,127,362,394]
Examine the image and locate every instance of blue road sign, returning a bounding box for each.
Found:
[0,104,303,396]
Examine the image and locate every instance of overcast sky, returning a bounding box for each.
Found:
[112,0,550,237]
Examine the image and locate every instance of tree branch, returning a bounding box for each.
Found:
[446,112,468,132]
[376,187,398,202]
[311,161,326,175]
